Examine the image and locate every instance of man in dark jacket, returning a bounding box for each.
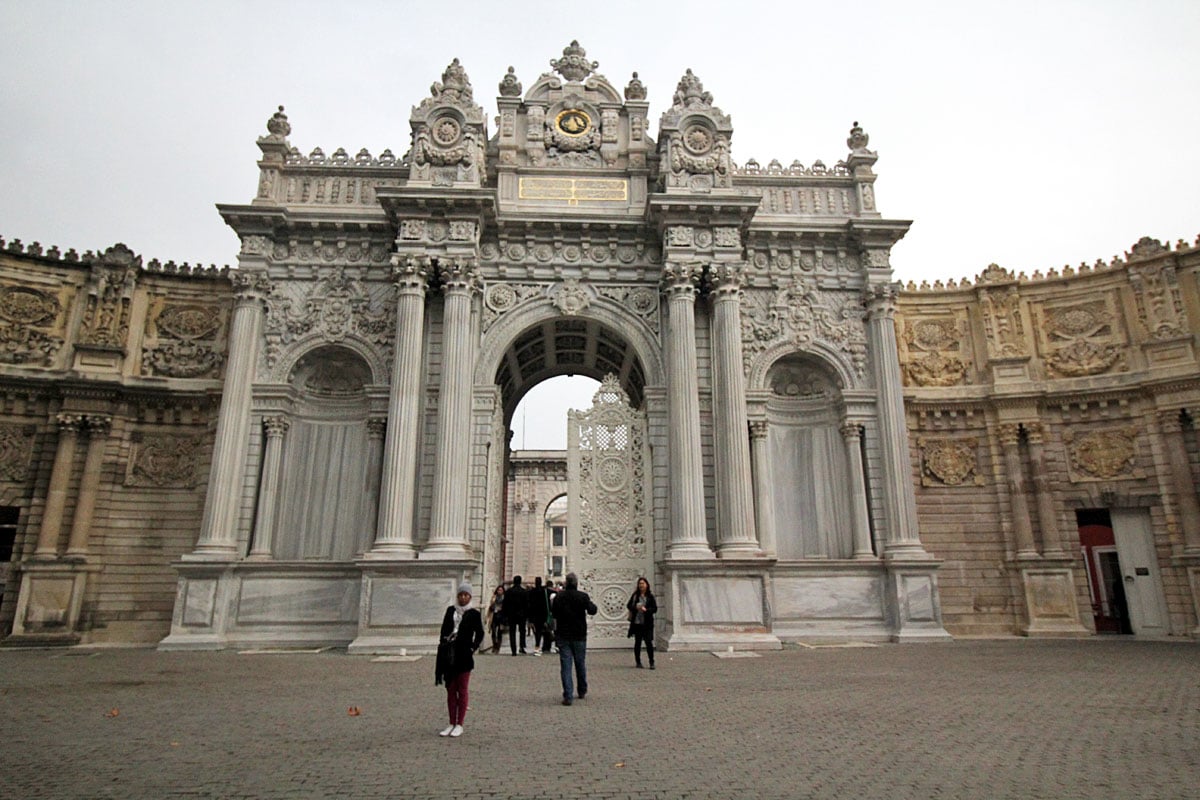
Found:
[528,576,553,655]
[551,572,597,705]
[505,575,528,655]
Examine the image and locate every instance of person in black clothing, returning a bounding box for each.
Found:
[528,576,553,655]
[626,576,657,669]
[551,572,597,705]
[506,575,528,655]
[434,582,485,737]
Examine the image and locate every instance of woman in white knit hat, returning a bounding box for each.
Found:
[434,581,485,737]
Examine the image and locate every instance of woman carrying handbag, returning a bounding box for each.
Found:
[625,577,657,670]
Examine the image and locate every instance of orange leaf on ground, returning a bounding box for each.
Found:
[347,706,362,716]
[105,709,119,717]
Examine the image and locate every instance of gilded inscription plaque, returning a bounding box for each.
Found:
[519,177,628,205]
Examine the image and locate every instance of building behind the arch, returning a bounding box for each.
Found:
[0,42,1196,649]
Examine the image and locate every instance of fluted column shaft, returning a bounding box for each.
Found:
[192,272,268,558]
[370,259,429,557]
[425,259,478,556]
[663,263,711,558]
[749,420,776,558]
[1159,410,1200,553]
[864,285,926,555]
[841,421,876,559]
[248,416,289,559]
[34,414,84,557]
[999,424,1038,558]
[1025,423,1064,556]
[65,416,112,557]
[710,265,759,557]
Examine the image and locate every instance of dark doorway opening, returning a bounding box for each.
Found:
[1077,508,1131,634]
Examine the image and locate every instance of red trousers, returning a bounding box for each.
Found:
[445,670,471,725]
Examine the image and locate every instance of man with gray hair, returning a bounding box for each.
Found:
[550,572,597,705]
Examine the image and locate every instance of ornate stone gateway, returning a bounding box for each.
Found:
[566,375,653,648]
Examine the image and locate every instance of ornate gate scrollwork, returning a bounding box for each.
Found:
[567,374,653,647]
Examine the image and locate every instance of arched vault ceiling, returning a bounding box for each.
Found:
[496,317,645,421]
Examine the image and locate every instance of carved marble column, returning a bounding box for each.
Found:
[64,416,112,557]
[368,258,429,558]
[662,262,711,559]
[748,420,776,559]
[247,416,289,560]
[840,421,876,559]
[998,424,1038,559]
[864,285,928,557]
[1024,423,1064,557]
[361,417,386,557]
[1158,409,1200,554]
[709,263,759,557]
[33,414,84,558]
[190,271,268,559]
[424,258,478,558]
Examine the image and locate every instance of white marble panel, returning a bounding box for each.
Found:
[773,575,883,620]
[902,575,935,622]
[236,577,358,624]
[26,577,74,626]
[366,577,456,627]
[680,577,763,624]
[182,579,217,627]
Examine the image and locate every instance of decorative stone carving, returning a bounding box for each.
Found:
[919,437,982,487]
[0,423,35,482]
[1129,259,1188,340]
[550,40,598,82]
[549,279,592,315]
[409,58,487,187]
[262,269,393,370]
[127,433,203,488]
[142,302,226,379]
[0,285,65,365]
[498,66,522,97]
[742,279,867,378]
[624,72,646,101]
[1038,299,1125,377]
[79,244,140,349]
[902,316,970,387]
[1066,427,1140,481]
[264,105,291,140]
[658,69,734,192]
[979,285,1028,358]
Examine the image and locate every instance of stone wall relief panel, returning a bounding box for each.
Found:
[1128,255,1190,341]
[0,422,37,483]
[481,279,660,338]
[899,311,972,387]
[271,239,392,268]
[918,436,984,487]
[78,244,140,350]
[1034,294,1127,378]
[745,247,863,283]
[140,297,228,379]
[1063,426,1143,483]
[125,431,206,488]
[0,282,70,367]
[261,269,394,382]
[741,279,867,385]
[977,282,1029,360]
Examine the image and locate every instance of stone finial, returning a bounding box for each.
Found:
[431,58,473,103]
[498,66,522,97]
[1128,236,1166,260]
[847,120,869,152]
[550,40,598,82]
[624,71,647,101]
[266,105,291,138]
[672,69,713,109]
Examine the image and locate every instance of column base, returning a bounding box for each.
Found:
[349,561,475,654]
[716,542,763,559]
[1019,563,1090,638]
[360,544,418,561]
[666,542,714,560]
[181,545,242,562]
[884,558,953,642]
[418,542,473,560]
[882,542,935,560]
[5,561,95,646]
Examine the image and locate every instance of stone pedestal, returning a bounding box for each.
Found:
[347,560,474,654]
[883,557,953,642]
[6,561,97,646]
[1019,561,1090,637]
[662,562,781,651]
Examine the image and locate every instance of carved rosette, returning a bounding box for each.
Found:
[0,284,65,366]
[919,437,983,487]
[0,423,36,482]
[1065,427,1140,481]
[126,433,203,488]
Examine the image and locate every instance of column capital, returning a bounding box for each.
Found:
[748,419,769,440]
[1023,421,1046,444]
[708,262,745,297]
[438,257,482,294]
[661,260,703,295]
[230,270,272,302]
[85,415,113,437]
[1158,408,1185,433]
[367,417,387,439]
[263,415,290,438]
[996,423,1022,447]
[863,282,899,320]
[840,420,864,441]
[55,413,85,433]
[392,255,431,292]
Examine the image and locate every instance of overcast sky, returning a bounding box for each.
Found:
[2,1,1197,448]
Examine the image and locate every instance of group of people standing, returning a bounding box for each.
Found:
[434,574,658,734]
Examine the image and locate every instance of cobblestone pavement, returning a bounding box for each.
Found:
[2,638,1198,799]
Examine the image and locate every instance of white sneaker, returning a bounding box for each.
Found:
[532,649,542,657]
[449,725,464,738]
[439,725,454,737]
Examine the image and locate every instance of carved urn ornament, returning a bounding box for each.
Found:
[550,40,598,82]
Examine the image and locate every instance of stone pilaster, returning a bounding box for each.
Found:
[1024,423,1064,557]
[367,257,430,559]
[1158,409,1200,554]
[748,420,776,559]
[424,258,479,558]
[840,421,876,559]
[33,414,84,558]
[998,423,1039,559]
[709,263,759,558]
[362,417,386,557]
[662,261,712,559]
[189,270,269,560]
[64,416,112,557]
[864,284,928,558]
[247,416,289,560]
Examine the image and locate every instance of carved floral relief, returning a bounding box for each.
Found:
[1064,427,1141,482]
[126,433,204,488]
[0,423,36,482]
[918,437,983,487]
[741,279,867,379]
[900,314,971,387]
[1035,297,1126,378]
[141,300,227,379]
[0,283,67,366]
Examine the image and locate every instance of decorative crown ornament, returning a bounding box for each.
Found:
[550,40,598,82]
[498,66,522,97]
[624,71,647,101]
[847,121,870,152]
[672,69,713,109]
[265,105,291,138]
[431,58,473,103]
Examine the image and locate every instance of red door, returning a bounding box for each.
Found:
[1079,523,1131,634]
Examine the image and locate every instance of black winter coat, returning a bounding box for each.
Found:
[626,590,657,638]
[551,588,597,640]
[434,606,484,685]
